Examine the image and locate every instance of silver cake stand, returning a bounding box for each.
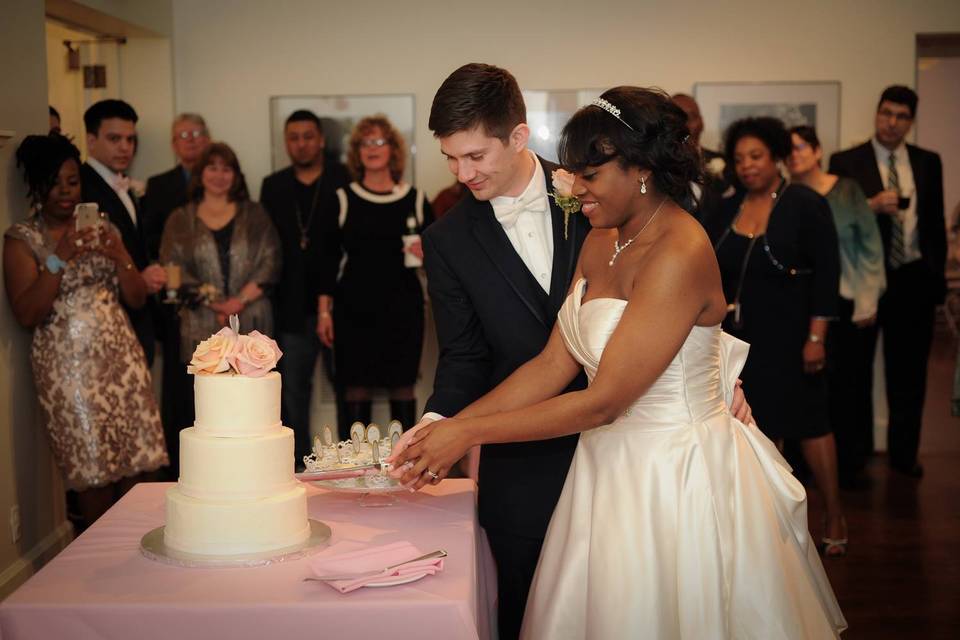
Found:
[140,519,331,568]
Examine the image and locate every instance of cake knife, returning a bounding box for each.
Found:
[294,464,384,481]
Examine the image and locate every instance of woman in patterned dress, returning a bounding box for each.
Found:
[3,134,167,529]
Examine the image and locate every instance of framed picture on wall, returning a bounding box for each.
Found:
[269,94,416,182]
[522,88,604,163]
[693,81,841,160]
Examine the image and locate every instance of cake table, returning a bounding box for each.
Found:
[0,480,495,640]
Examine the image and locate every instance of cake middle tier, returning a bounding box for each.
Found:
[178,426,297,500]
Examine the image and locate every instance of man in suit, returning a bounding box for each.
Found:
[829,85,946,478]
[141,113,210,477]
[414,65,748,639]
[672,93,728,220]
[260,110,349,461]
[142,113,210,260]
[81,99,166,366]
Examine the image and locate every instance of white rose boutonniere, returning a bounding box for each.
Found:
[129,178,147,198]
[706,157,726,178]
[550,169,582,239]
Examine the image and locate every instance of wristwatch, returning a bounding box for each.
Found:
[45,253,68,274]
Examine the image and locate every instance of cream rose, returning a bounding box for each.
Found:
[707,157,726,177]
[229,330,282,377]
[188,327,238,375]
[551,169,575,198]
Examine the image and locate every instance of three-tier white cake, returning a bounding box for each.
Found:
[163,371,310,556]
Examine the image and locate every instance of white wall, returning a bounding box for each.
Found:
[0,0,73,601]
[168,0,960,200]
[917,56,960,222]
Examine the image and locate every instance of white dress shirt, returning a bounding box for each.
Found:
[87,157,138,226]
[489,152,555,293]
[871,137,920,263]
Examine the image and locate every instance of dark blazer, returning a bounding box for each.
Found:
[829,141,946,302]
[422,157,590,539]
[142,165,189,261]
[259,161,350,333]
[81,162,155,363]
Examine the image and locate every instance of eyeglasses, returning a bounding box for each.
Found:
[877,109,912,123]
[360,138,388,148]
[176,129,208,140]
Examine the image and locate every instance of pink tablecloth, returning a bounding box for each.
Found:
[0,480,496,640]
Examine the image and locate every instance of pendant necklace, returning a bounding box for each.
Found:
[609,198,667,266]
[295,179,323,251]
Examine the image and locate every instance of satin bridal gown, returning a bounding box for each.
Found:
[520,279,846,639]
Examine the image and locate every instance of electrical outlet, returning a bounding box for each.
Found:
[10,505,21,543]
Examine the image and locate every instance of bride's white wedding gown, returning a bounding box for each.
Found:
[520,279,846,639]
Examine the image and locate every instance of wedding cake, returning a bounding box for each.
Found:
[163,321,310,556]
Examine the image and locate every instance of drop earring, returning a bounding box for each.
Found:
[640,175,647,194]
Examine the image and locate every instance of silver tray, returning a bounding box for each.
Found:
[140,519,331,568]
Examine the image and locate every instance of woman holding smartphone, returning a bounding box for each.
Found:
[3,134,167,530]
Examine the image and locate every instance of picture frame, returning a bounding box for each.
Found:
[269,94,416,182]
[693,81,842,160]
[522,88,603,163]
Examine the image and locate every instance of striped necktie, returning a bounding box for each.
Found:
[886,152,905,268]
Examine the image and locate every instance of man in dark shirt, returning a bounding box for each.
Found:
[260,110,349,464]
[672,93,728,220]
[142,113,211,477]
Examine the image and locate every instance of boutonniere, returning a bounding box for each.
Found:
[129,178,147,199]
[706,157,726,178]
[550,169,582,239]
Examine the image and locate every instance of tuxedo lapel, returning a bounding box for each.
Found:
[468,200,550,327]
[855,142,884,196]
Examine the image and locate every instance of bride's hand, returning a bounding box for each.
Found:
[392,419,473,490]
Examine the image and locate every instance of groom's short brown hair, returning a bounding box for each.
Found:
[429,63,526,142]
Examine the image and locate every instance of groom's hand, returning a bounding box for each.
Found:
[731,379,754,425]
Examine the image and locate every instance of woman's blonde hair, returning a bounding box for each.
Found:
[347,115,405,182]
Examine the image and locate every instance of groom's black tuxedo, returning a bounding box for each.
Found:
[422,157,590,637]
[81,162,156,366]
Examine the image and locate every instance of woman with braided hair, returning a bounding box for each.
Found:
[4,134,167,530]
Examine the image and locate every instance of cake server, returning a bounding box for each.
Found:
[294,464,383,481]
[303,549,448,582]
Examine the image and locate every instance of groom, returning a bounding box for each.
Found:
[418,64,748,638]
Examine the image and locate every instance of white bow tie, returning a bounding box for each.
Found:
[113,174,131,193]
[494,192,548,229]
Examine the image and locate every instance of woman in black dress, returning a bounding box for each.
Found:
[702,117,847,555]
[317,116,433,433]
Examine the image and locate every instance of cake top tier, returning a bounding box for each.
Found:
[188,314,282,378]
[195,371,282,437]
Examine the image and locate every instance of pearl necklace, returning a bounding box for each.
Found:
[609,198,667,266]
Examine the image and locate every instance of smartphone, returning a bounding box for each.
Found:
[74,203,101,231]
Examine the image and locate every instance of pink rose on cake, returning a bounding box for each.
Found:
[188,326,238,374]
[228,330,282,377]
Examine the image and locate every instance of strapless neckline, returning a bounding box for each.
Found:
[574,278,720,332]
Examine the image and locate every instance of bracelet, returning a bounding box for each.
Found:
[807,334,823,343]
[319,311,331,318]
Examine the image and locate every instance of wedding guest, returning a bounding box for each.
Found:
[4,134,167,530]
[431,180,468,218]
[159,143,281,427]
[317,115,434,434]
[48,106,61,135]
[704,116,847,555]
[260,110,349,462]
[81,99,166,365]
[672,93,727,219]
[788,125,886,488]
[143,113,211,478]
[829,85,947,478]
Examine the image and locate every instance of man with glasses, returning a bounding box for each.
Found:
[830,85,946,479]
[260,110,349,467]
[142,113,210,478]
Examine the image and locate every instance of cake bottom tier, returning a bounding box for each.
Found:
[164,485,310,555]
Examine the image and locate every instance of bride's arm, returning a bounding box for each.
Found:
[396,227,722,486]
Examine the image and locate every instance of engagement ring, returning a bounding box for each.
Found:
[426,470,439,480]
[75,239,83,247]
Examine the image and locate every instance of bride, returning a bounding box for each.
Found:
[391,87,846,639]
